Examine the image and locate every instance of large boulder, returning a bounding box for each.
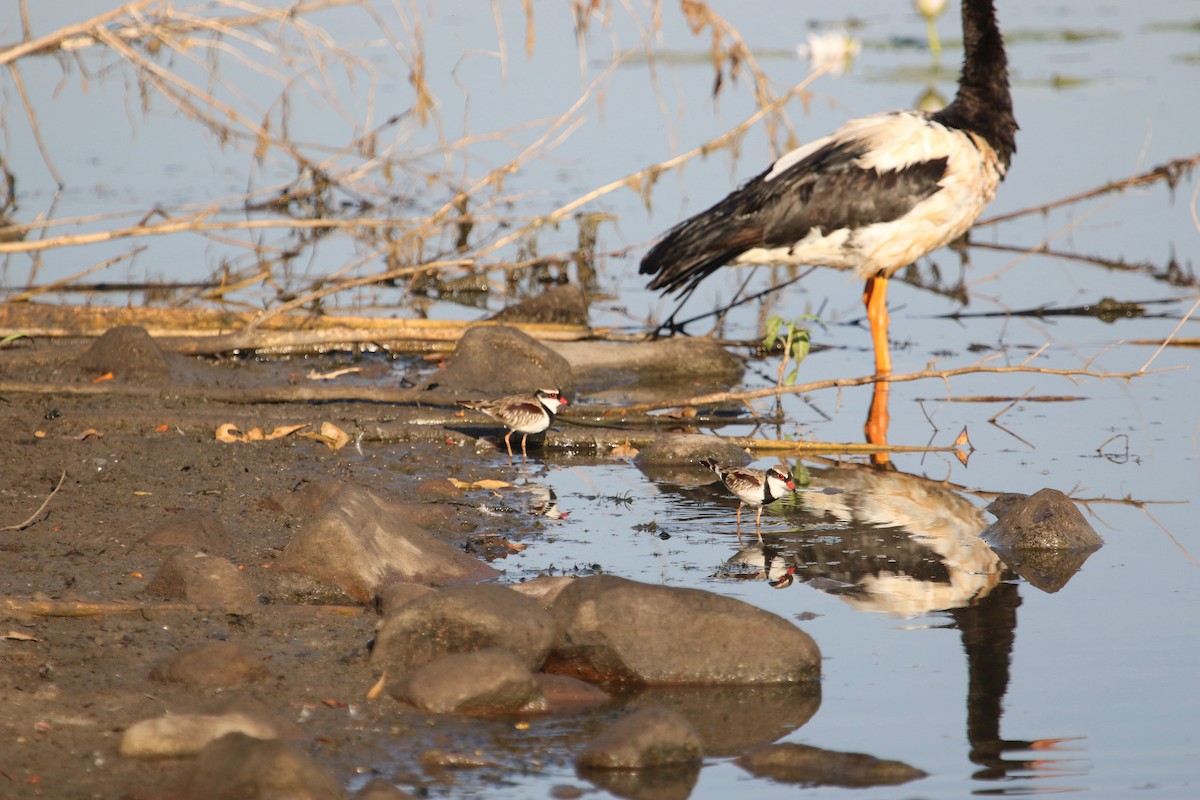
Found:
[983,489,1103,550]
[77,325,171,383]
[982,489,1104,593]
[149,641,269,687]
[575,708,702,769]
[621,684,822,757]
[545,575,820,684]
[370,584,557,675]
[119,711,279,757]
[144,551,258,607]
[276,482,498,602]
[430,325,573,395]
[172,733,346,800]
[393,648,544,714]
[142,509,231,551]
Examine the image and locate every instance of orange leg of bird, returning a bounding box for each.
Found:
[520,433,529,460]
[503,430,516,461]
[862,276,892,465]
[865,381,891,465]
[735,504,744,544]
[862,275,892,376]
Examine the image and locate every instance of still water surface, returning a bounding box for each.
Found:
[3,1,1199,797]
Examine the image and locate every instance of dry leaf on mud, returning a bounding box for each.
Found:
[4,630,39,642]
[91,372,113,384]
[298,422,350,450]
[611,436,639,459]
[70,428,103,441]
[449,478,514,491]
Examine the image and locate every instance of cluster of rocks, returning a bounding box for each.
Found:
[121,474,931,797]
[90,316,1103,797]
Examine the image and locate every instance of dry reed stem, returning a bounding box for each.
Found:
[0,0,157,66]
[601,358,1173,416]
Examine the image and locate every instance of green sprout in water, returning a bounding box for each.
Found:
[763,315,815,413]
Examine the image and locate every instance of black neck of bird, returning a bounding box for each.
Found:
[934,0,1017,169]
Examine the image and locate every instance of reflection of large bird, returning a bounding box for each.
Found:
[641,0,1016,377]
[802,465,1000,615]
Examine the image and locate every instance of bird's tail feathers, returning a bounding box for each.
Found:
[640,208,755,296]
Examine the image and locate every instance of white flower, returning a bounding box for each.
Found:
[796,31,862,78]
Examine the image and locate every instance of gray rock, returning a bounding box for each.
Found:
[622,684,822,757]
[143,510,231,550]
[546,575,820,685]
[430,325,573,395]
[577,763,699,800]
[259,479,344,515]
[547,337,743,403]
[575,708,702,769]
[394,648,544,714]
[983,489,1104,550]
[371,584,557,675]
[77,325,171,382]
[175,733,347,800]
[144,551,258,607]
[276,482,498,603]
[534,673,612,713]
[509,575,576,608]
[983,490,1104,592]
[491,284,589,326]
[374,582,436,616]
[149,641,269,687]
[736,743,927,787]
[119,711,278,757]
[634,433,747,468]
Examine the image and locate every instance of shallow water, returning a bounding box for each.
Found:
[4,1,1200,797]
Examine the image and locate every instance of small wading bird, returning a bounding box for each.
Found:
[458,388,568,460]
[701,458,796,543]
[641,0,1015,449]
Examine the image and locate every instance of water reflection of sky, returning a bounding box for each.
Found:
[5,1,1200,797]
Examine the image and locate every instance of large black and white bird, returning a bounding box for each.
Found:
[640,0,1016,378]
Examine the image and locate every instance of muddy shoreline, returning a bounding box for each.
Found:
[0,328,818,798]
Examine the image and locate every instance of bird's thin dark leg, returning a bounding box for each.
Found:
[656,285,700,336]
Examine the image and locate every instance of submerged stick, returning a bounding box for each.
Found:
[0,470,66,532]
